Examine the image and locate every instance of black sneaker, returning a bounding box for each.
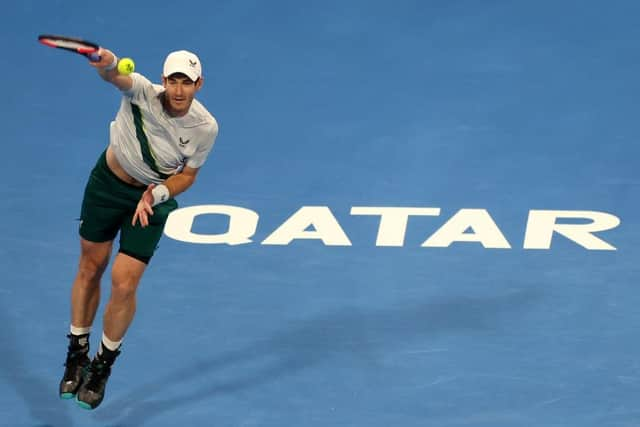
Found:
[75,351,119,410]
[59,334,90,399]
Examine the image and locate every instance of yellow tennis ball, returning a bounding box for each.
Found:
[117,57,135,75]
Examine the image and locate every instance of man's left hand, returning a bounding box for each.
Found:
[132,184,155,227]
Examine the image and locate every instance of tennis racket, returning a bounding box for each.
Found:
[38,34,101,61]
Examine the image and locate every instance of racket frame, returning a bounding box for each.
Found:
[38,34,101,61]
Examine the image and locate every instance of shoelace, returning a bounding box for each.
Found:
[64,334,89,366]
[84,360,110,391]
[64,348,88,367]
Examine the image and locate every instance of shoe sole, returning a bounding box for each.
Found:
[75,397,94,410]
[60,392,75,400]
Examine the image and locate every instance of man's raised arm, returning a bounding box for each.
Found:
[89,48,133,92]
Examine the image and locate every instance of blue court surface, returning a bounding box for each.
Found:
[2,1,640,426]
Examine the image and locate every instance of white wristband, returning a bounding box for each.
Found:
[151,184,170,206]
[102,55,118,71]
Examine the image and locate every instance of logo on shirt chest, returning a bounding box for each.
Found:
[179,137,190,147]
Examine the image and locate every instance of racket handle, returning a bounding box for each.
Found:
[87,52,101,62]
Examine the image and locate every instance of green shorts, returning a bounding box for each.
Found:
[79,150,178,263]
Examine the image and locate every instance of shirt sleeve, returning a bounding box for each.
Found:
[121,73,155,103]
[186,123,218,169]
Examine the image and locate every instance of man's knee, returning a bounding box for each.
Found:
[77,262,107,285]
[77,239,112,284]
[110,277,140,301]
[110,252,147,300]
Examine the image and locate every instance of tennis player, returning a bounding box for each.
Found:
[58,47,218,409]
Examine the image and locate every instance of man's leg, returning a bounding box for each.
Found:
[76,252,147,410]
[75,197,176,409]
[103,252,148,341]
[71,238,114,327]
[60,238,113,399]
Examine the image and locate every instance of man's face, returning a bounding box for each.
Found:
[162,73,203,117]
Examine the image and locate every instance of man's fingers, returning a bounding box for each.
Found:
[132,195,156,228]
[141,210,151,227]
[144,202,154,216]
[132,203,153,228]
[135,210,148,228]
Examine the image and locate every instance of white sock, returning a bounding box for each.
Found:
[70,325,91,336]
[99,333,122,353]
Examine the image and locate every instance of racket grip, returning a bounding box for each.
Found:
[87,52,101,62]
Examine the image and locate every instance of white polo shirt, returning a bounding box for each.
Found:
[109,72,218,184]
